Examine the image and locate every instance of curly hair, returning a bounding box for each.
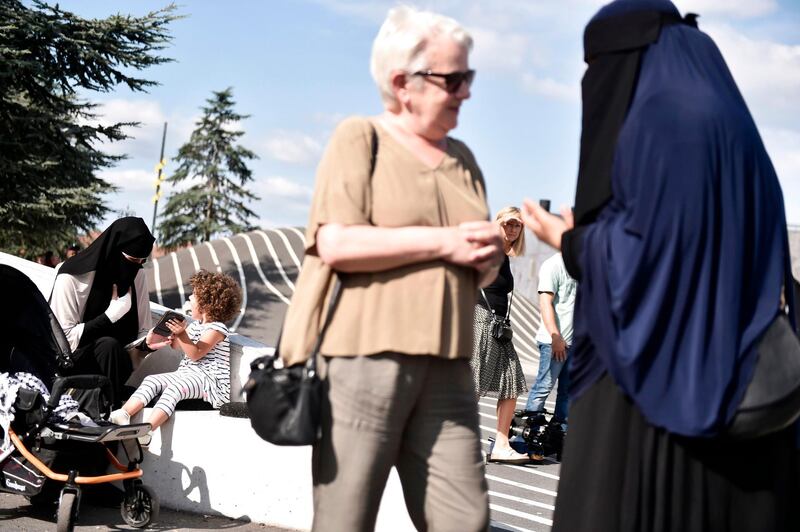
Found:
[189,270,242,323]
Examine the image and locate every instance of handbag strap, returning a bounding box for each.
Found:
[480,289,496,316]
[305,277,343,377]
[298,121,379,377]
[480,289,514,322]
[783,233,798,333]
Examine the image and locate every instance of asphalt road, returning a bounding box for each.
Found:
[0,493,293,531]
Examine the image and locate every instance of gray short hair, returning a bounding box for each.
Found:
[370,5,473,110]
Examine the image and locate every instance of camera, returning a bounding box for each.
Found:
[508,409,566,461]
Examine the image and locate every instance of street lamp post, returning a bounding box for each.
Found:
[151,122,168,239]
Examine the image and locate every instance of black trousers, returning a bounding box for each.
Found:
[553,373,800,532]
[69,336,134,408]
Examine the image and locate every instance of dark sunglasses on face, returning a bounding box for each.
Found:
[122,251,147,265]
[411,69,476,94]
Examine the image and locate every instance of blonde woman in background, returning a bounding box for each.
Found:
[471,206,529,463]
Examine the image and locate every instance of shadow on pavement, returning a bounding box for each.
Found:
[0,492,285,531]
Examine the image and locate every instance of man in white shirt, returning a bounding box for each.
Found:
[524,252,577,423]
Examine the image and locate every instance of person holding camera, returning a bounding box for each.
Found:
[470,206,529,464]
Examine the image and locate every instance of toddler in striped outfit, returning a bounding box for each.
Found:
[110,270,241,445]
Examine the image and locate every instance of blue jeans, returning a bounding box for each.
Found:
[525,342,571,421]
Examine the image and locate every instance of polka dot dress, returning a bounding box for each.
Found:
[470,304,527,400]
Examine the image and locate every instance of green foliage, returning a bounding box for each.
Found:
[0,0,178,258]
[157,88,259,249]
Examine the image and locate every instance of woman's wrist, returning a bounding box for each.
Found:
[437,227,457,261]
[139,338,156,352]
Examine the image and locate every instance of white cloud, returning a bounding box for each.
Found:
[96,99,164,126]
[521,72,579,102]
[248,176,316,228]
[99,167,174,227]
[254,176,314,203]
[99,168,158,193]
[704,24,800,125]
[761,127,800,225]
[672,0,778,18]
[469,27,535,72]
[84,99,197,161]
[253,217,286,230]
[311,111,347,126]
[308,0,392,23]
[261,131,325,165]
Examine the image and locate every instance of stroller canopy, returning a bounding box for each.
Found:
[0,265,71,387]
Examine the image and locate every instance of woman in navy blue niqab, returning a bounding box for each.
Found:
[523,1,800,530]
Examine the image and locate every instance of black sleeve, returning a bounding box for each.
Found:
[78,313,113,347]
[133,336,155,353]
[561,226,588,282]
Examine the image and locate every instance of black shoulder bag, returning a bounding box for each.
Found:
[726,267,800,439]
[244,279,342,446]
[481,290,514,342]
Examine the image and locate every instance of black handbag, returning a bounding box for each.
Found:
[244,279,342,446]
[726,277,800,439]
[481,289,514,342]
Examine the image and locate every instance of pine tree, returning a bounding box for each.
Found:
[157,88,259,249]
[0,0,179,257]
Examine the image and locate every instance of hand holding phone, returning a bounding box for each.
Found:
[152,310,187,337]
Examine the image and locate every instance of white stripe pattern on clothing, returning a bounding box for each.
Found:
[131,368,209,417]
[177,320,231,406]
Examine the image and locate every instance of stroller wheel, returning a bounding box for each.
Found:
[120,483,159,528]
[56,490,78,532]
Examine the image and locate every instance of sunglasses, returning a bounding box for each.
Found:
[411,69,476,94]
[122,251,147,265]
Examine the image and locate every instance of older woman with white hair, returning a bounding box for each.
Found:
[278,5,502,532]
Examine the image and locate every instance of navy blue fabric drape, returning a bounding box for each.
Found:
[570,3,791,437]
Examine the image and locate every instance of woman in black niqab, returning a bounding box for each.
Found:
[522,1,800,530]
[51,217,157,406]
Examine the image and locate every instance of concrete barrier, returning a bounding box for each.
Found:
[135,407,416,531]
[128,329,415,530]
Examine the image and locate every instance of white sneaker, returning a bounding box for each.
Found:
[109,409,130,425]
[488,447,531,464]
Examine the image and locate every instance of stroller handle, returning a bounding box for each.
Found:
[47,375,113,410]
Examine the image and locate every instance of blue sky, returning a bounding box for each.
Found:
[60,0,800,231]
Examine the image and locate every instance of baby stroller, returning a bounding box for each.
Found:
[0,264,158,531]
